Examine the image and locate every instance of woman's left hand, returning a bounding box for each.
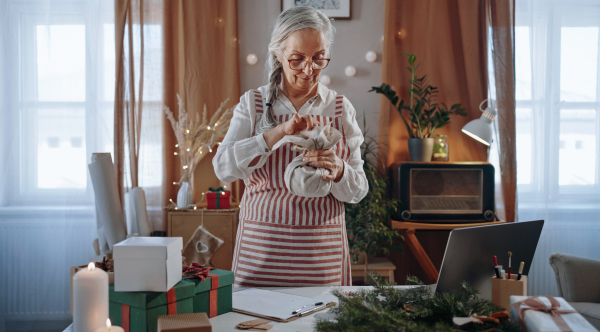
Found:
[303,149,345,182]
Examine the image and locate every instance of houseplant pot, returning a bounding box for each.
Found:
[408,138,434,162]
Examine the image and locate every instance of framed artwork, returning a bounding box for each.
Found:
[281,0,352,20]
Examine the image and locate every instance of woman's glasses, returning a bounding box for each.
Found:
[283,52,331,71]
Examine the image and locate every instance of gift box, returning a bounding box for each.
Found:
[206,190,230,209]
[157,312,211,332]
[510,296,598,332]
[109,280,194,332]
[114,237,183,292]
[183,268,234,318]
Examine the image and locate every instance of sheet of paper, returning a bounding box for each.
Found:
[233,288,326,321]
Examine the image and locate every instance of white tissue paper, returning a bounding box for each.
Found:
[272,124,343,198]
[88,153,127,251]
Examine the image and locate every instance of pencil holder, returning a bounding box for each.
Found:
[491,275,527,310]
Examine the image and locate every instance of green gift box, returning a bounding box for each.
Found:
[183,269,234,318]
[109,280,194,332]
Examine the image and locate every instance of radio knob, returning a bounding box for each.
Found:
[401,210,411,220]
[484,210,495,221]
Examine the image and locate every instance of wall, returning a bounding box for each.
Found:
[237,0,386,141]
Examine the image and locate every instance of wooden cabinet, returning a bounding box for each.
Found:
[167,209,239,271]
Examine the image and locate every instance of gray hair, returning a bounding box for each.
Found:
[254,6,336,135]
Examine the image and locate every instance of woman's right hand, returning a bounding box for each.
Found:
[279,113,320,136]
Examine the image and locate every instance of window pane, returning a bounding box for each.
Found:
[560,27,599,102]
[36,109,87,189]
[36,25,86,102]
[516,108,532,185]
[559,110,596,186]
[515,27,532,100]
[103,24,115,101]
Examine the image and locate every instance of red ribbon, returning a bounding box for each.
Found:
[510,296,577,332]
[119,287,179,331]
[182,263,220,317]
[121,304,130,332]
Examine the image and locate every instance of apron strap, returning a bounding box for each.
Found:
[251,90,264,137]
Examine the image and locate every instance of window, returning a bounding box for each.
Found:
[515,2,600,202]
[5,2,115,205]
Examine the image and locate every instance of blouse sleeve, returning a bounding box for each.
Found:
[330,96,369,204]
[212,91,274,182]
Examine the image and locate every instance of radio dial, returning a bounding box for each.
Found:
[484,210,495,221]
[401,210,411,220]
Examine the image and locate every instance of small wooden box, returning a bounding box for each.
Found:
[492,275,527,310]
[167,209,239,270]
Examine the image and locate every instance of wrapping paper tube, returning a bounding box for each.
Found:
[130,187,152,236]
[124,192,137,235]
[88,153,127,250]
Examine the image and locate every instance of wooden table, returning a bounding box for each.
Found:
[351,257,396,284]
[392,220,506,284]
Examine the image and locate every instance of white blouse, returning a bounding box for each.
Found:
[212,83,368,204]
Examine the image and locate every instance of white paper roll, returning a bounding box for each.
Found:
[130,187,152,237]
[88,153,127,250]
[124,192,137,235]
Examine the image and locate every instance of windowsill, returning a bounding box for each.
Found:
[0,205,96,218]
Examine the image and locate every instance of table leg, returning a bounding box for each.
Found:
[402,229,439,283]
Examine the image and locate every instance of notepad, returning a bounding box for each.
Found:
[232,288,336,322]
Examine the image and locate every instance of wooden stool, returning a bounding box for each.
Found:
[351,257,396,284]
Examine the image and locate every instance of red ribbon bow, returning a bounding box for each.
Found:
[182,263,214,281]
[510,296,577,332]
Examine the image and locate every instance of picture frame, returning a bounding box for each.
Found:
[281,0,352,20]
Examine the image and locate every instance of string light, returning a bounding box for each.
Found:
[174,152,178,155]
[183,165,188,169]
[214,122,219,127]
[187,148,190,152]
[173,182,177,185]
[217,142,221,145]
[186,129,190,134]
[209,147,212,153]
[175,144,178,147]
[207,126,211,130]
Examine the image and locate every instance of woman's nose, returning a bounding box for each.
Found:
[303,63,313,75]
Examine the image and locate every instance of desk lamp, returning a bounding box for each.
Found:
[462,99,496,146]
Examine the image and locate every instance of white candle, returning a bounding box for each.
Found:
[95,318,125,332]
[73,263,109,332]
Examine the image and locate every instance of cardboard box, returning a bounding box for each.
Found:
[157,312,211,332]
[184,269,234,318]
[114,237,183,292]
[70,265,114,316]
[510,296,597,332]
[109,280,194,332]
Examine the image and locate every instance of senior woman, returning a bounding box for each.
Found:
[213,6,368,287]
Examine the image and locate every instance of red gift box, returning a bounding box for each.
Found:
[206,191,230,209]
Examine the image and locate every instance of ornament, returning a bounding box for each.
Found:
[320,74,331,85]
[365,51,377,62]
[344,65,356,77]
[246,53,258,65]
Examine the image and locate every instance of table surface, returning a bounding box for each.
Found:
[64,285,421,332]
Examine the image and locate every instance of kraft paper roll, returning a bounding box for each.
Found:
[88,153,127,250]
[124,192,137,235]
[130,187,152,236]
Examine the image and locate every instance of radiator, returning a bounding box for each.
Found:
[0,214,96,320]
[527,223,600,296]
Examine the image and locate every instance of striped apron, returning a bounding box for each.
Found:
[232,90,353,287]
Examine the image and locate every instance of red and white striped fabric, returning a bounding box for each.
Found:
[232,91,352,287]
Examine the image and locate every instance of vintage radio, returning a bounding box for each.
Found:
[391,162,495,222]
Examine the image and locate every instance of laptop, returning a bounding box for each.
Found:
[435,219,544,300]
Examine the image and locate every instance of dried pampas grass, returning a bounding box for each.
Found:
[163,94,235,185]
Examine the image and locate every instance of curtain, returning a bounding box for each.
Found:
[515,0,600,296]
[114,0,164,232]
[378,0,489,166]
[162,0,240,226]
[0,0,115,329]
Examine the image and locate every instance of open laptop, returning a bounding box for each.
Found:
[435,219,544,300]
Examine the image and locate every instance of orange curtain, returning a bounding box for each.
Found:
[378,0,489,165]
[162,0,240,223]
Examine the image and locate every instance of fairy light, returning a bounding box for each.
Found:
[173,182,177,185]
[207,126,211,130]
[187,148,190,152]
[221,192,225,196]
[217,142,221,145]
[175,144,178,147]
[193,206,197,210]
[186,129,190,134]
[209,147,212,153]
[183,165,188,169]
[214,122,219,127]
[174,152,178,155]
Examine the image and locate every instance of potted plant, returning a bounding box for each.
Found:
[345,132,402,277]
[370,53,467,161]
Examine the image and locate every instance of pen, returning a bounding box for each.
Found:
[493,255,501,278]
[508,251,512,279]
[517,261,525,280]
[292,302,324,315]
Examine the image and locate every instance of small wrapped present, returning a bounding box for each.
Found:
[205,187,230,209]
[510,296,598,332]
[157,312,211,332]
[181,264,234,317]
[109,280,195,332]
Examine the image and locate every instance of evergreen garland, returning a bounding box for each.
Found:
[315,275,521,332]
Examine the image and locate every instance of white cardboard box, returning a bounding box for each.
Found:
[113,237,183,292]
[510,296,598,332]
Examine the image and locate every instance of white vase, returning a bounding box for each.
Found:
[177,182,194,208]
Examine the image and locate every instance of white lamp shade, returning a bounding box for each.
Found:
[462,119,492,146]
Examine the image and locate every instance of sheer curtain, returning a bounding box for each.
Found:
[515,0,600,295]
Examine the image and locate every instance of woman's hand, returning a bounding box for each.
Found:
[303,149,345,182]
[279,113,319,136]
